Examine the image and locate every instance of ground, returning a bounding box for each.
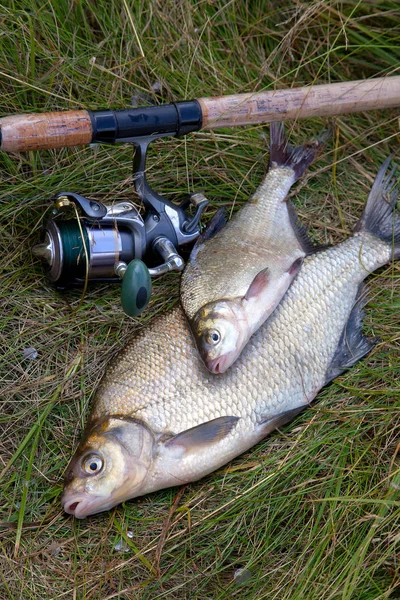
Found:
[0,1,399,599]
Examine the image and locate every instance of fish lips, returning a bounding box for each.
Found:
[205,353,233,374]
[62,491,114,519]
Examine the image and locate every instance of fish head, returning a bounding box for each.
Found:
[62,417,154,518]
[192,300,249,374]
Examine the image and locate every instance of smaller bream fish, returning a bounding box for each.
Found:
[180,122,327,373]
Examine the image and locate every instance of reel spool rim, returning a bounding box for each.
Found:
[39,219,64,282]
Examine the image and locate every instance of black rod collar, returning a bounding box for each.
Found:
[89,100,202,144]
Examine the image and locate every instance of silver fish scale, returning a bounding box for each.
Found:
[92,232,390,440]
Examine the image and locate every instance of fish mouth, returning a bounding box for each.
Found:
[62,493,110,519]
[206,354,232,374]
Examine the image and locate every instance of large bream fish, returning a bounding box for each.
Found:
[180,122,327,374]
[62,159,399,519]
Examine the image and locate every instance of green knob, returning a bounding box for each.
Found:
[121,259,152,317]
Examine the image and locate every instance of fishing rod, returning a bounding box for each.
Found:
[2,76,400,316]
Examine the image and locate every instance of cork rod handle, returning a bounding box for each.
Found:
[0,110,92,152]
[198,77,400,128]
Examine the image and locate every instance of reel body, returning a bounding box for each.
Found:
[33,133,209,316]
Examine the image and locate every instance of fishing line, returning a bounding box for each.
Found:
[71,202,89,310]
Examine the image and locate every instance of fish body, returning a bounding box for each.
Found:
[62,159,400,519]
[180,123,326,373]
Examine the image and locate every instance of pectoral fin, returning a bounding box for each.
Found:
[287,256,303,276]
[165,416,240,456]
[243,268,270,301]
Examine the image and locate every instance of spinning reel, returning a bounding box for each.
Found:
[32,134,209,316]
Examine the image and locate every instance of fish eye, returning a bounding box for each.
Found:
[205,329,221,346]
[82,454,103,475]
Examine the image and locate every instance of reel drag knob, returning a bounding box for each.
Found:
[116,259,152,317]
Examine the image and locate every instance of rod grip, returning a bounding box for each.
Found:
[198,77,400,128]
[0,110,93,152]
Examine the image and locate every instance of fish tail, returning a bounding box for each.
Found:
[354,156,400,258]
[269,122,330,180]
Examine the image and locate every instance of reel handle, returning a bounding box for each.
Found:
[116,236,184,317]
[117,259,152,317]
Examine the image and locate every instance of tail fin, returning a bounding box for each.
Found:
[354,156,400,259]
[269,122,330,181]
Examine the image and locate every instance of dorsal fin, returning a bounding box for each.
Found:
[195,208,227,244]
[188,208,227,264]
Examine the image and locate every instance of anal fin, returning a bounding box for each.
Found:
[287,200,328,255]
[258,406,306,437]
[325,283,377,385]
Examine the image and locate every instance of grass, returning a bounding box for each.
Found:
[1,0,399,598]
